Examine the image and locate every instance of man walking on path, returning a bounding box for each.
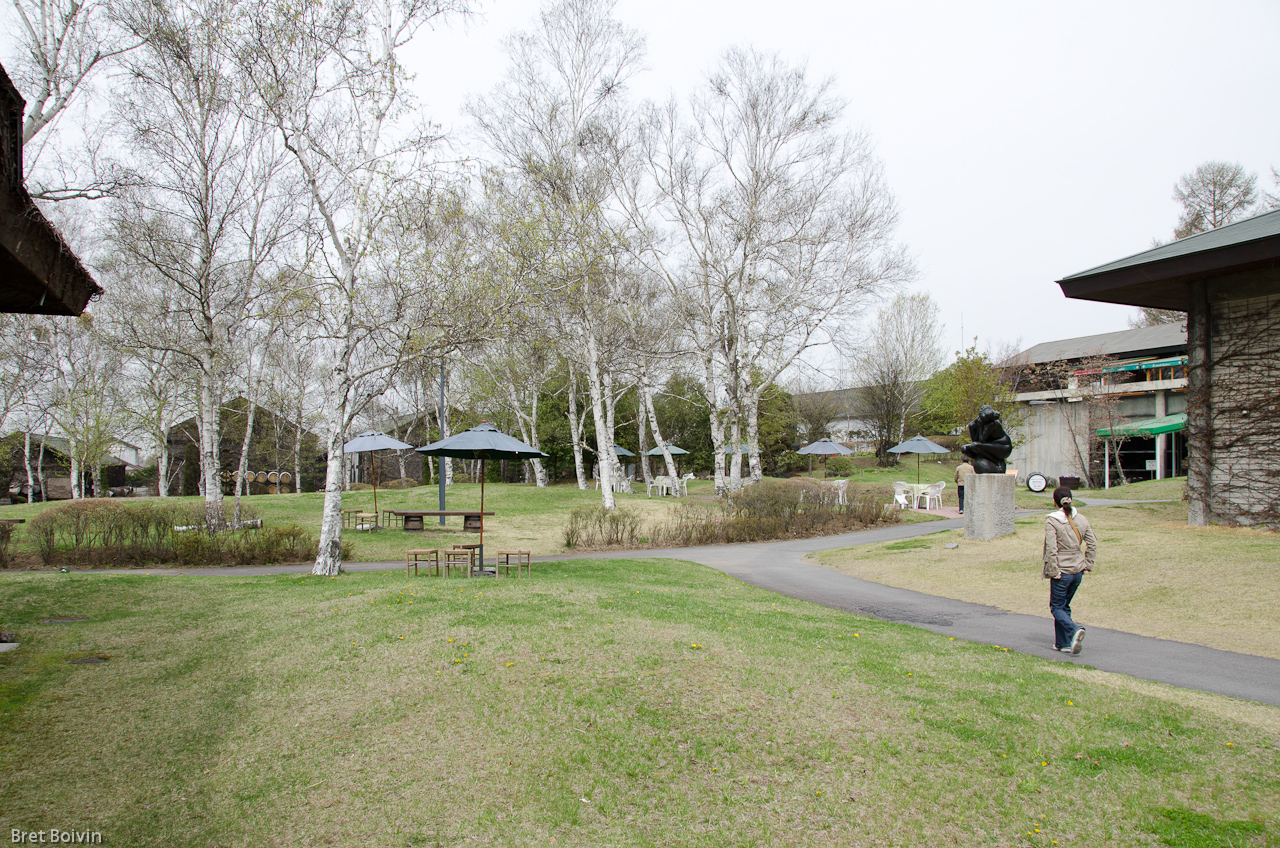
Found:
[954,458,974,514]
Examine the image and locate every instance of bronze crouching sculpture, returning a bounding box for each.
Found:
[961,404,1012,474]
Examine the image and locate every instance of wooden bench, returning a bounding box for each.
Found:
[405,549,440,577]
[494,550,531,578]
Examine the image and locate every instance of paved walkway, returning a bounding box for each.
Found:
[102,499,1280,708]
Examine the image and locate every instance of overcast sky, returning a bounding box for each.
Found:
[405,0,1280,365]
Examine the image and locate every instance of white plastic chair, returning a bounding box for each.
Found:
[892,482,911,509]
[923,481,945,510]
[678,473,694,496]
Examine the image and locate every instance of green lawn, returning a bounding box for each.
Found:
[0,561,1275,846]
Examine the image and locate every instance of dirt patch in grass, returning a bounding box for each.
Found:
[815,500,1280,659]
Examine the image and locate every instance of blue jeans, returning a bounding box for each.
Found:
[1050,571,1084,649]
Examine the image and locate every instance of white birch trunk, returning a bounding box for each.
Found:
[642,378,679,478]
[728,416,744,491]
[68,439,81,500]
[312,386,350,576]
[156,424,171,498]
[506,376,548,487]
[744,391,763,483]
[703,350,728,496]
[584,333,616,508]
[36,436,47,502]
[602,369,631,494]
[636,392,651,488]
[234,402,257,524]
[196,364,224,527]
[566,360,588,489]
[22,431,33,501]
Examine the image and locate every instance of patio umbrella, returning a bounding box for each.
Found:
[797,437,853,473]
[886,434,950,484]
[612,444,636,457]
[343,431,414,519]
[645,444,689,477]
[415,423,547,568]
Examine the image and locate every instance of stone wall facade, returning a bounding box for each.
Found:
[1197,293,1280,526]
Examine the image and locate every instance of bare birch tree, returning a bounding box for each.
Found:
[467,0,644,508]
[852,293,944,464]
[241,0,476,574]
[4,0,139,199]
[627,48,912,492]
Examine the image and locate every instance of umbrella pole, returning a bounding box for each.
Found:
[371,452,379,523]
[917,453,921,485]
[479,456,485,571]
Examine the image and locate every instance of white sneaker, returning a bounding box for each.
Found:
[1070,628,1086,654]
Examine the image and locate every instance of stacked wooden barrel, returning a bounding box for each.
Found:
[219,470,294,494]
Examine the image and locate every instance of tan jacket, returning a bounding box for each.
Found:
[955,462,974,486]
[1043,508,1096,579]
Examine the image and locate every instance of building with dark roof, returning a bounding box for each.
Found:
[1056,209,1280,526]
[1009,323,1188,488]
[0,63,102,315]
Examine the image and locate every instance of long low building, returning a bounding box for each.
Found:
[1056,209,1280,527]
[1008,321,1187,488]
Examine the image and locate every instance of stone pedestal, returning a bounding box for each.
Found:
[964,473,1016,540]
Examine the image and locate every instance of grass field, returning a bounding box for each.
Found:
[1,560,1276,846]
[815,494,1280,660]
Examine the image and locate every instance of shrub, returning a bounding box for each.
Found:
[563,506,642,549]
[824,456,854,477]
[382,478,422,490]
[930,434,963,453]
[24,499,320,567]
[774,451,807,475]
[649,479,899,547]
[348,483,374,491]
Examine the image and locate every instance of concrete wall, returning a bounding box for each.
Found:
[1008,401,1091,481]
[1010,380,1189,485]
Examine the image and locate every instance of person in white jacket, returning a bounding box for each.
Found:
[1043,485,1097,654]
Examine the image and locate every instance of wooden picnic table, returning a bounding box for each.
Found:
[385,510,495,532]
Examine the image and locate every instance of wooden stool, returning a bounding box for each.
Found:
[405,549,439,577]
[495,550,531,578]
[342,508,362,529]
[443,549,474,578]
[354,512,378,531]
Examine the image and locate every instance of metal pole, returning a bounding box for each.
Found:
[439,359,446,525]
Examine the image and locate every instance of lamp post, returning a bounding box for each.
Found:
[439,359,446,525]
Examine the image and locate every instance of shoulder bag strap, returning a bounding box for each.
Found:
[1065,514,1083,545]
